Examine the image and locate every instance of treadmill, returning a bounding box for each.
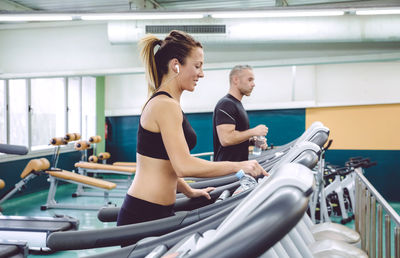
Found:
[46,141,320,252]
[83,162,315,258]
[97,140,321,223]
[0,144,79,253]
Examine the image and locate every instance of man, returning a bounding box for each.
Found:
[213,65,268,161]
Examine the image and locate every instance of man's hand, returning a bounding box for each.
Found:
[252,125,268,136]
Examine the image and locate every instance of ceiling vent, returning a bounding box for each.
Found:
[145,25,226,34]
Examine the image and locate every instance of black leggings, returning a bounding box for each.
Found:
[117,194,175,227]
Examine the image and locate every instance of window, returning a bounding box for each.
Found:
[9,80,28,146]
[0,80,6,144]
[31,78,66,150]
[0,76,97,158]
[81,77,96,140]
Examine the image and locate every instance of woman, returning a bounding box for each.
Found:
[117,30,267,227]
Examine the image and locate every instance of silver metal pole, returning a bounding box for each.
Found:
[361,186,366,251]
[385,214,391,258]
[355,178,360,233]
[395,227,400,258]
[371,196,377,258]
[378,204,383,258]
[366,189,371,255]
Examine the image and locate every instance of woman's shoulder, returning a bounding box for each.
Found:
[145,95,182,120]
[151,94,179,109]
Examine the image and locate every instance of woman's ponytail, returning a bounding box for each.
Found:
[139,34,161,96]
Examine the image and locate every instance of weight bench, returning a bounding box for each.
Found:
[0,158,117,211]
[73,162,135,198]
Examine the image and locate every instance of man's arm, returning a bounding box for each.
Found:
[216,124,268,147]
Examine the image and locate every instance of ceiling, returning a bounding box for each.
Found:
[0,0,398,12]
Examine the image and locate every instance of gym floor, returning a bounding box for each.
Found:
[2,183,400,258]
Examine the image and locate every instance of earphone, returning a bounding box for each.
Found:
[175,64,180,74]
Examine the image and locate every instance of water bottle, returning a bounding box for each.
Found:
[233,169,257,195]
[253,136,266,156]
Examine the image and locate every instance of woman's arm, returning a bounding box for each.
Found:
[155,99,267,178]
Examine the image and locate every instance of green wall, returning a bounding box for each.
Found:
[105,109,306,162]
[96,76,105,153]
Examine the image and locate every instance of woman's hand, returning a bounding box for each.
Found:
[240,160,269,177]
[186,187,216,199]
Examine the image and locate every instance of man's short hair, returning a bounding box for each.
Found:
[229,65,253,84]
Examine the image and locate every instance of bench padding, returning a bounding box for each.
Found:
[46,170,116,190]
[75,162,136,173]
[112,162,137,167]
[21,158,50,178]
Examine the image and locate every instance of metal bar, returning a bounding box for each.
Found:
[5,80,10,144]
[79,77,82,137]
[385,214,391,258]
[361,186,366,251]
[27,79,32,150]
[191,152,214,157]
[371,196,377,258]
[291,66,296,101]
[64,77,68,135]
[378,204,383,258]
[366,189,371,255]
[355,177,360,233]
[355,168,400,225]
[395,227,400,258]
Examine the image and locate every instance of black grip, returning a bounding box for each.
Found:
[0,144,28,155]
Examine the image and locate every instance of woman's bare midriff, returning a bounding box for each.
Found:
[127,153,178,206]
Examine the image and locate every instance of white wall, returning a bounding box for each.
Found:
[104,61,400,116]
[315,62,400,105]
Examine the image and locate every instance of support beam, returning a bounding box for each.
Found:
[132,0,162,10]
[0,0,33,11]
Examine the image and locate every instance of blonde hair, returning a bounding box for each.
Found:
[139,30,202,97]
[138,34,161,97]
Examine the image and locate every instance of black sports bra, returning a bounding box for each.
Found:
[137,91,197,160]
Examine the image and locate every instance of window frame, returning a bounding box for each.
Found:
[0,76,96,162]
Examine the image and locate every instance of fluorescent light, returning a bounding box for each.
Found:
[211,10,344,18]
[356,9,400,15]
[81,13,204,21]
[0,15,73,22]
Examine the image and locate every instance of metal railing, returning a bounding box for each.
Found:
[355,167,400,258]
[191,151,214,161]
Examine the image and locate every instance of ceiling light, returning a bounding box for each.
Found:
[355,9,400,15]
[81,13,204,21]
[0,15,73,22]
[211,10,344,19]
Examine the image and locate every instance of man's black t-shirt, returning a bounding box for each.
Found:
[213,94,250,161]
